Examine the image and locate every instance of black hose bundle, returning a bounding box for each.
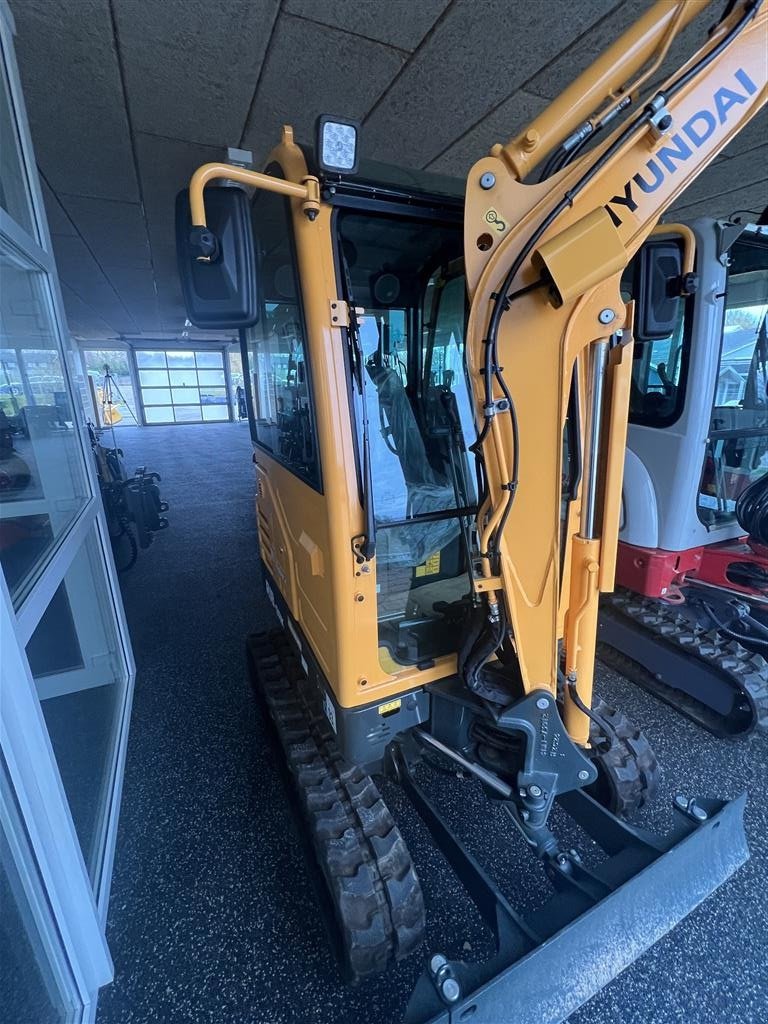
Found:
[458,606,507,697]
[736,471,768,546]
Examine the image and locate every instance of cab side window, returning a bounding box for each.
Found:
[242,174,321,490]
[629,313,688,424]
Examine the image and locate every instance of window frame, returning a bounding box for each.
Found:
[241,164,323,493]
[711,232,768,413]
[330,202,478,666]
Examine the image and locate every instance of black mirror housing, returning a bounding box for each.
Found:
[635,239,683,341]
[175,186,259,330]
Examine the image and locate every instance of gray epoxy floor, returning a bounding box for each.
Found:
[97,422,767,1024]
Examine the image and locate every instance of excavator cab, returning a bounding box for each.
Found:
[175,0,767,1017]
[232,159,480,671]
[624,221,767,517]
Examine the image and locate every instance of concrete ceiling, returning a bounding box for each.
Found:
[9,0,768,345]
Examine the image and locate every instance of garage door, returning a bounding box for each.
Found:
[136,349,230,424]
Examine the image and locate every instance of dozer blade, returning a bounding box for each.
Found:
[402,764,748,1024]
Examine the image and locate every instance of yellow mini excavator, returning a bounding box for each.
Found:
[177,2,766,1020]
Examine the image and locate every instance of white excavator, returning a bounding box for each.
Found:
[600,211,768,736]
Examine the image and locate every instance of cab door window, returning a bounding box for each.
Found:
[698,232,768,526]
[242,174,320,490]
[337,208,476,665]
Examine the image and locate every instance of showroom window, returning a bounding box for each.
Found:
[0,238,91,607]
[25,527,129,884]
[0,44,34,237]
[136,348,231,424]
[0,8,134,1022]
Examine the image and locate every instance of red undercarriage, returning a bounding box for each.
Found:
[616,538,768,601]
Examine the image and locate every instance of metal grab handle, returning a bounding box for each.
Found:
[188,162,320,228]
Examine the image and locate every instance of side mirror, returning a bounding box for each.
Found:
[175,186,258,329]
[635,240,682,341]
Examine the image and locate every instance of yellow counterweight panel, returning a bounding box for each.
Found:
[254,459,336,679]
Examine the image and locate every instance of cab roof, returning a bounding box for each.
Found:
[301,145,465,214]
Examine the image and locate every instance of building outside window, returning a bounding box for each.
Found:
[81,349,140,428]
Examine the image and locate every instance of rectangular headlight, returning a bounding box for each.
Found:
[317,115,360,174]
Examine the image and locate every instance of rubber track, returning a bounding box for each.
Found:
[249,630,425,979]
[600,590,768,737]
[588,699,660,819]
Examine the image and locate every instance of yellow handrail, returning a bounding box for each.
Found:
[188,162,320,227]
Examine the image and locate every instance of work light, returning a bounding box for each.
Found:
[316,115,360,174]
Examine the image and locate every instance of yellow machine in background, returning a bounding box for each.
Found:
[97,386,122,425]
[177,2,766,1020]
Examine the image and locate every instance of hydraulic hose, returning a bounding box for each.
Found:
[561,672,618,742]
[736,471,768,546]
[703,601,768,649]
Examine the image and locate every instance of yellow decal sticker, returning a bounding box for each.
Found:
[378,698,402,716]
[425,551,441,574]
[415,552,441,578]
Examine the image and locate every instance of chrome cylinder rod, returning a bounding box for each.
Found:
[581,339,610,540]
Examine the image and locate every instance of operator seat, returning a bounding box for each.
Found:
[365,358,461,581]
